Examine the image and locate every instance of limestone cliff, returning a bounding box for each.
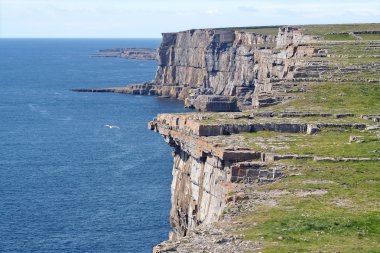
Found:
[75,26,322,111]
[151,26,320,111]
[155,30,275,104]
[148,114,293,242]
[150,111,379,252]
[149,24,380,252]
[112,26,320,111]
[70,23,380,252]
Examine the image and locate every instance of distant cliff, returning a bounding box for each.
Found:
[155,29,276,104]
[78,25,378,114]
[78,26,322,111]
[128,26,320,111]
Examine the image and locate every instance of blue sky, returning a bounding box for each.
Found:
[0,0,379,38]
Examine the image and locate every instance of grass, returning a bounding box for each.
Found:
[210,23,380,38]
[359,34,380,40]
[185,22,380,252]
[322,41,380,58]
[199,116,371,126]
[238,160,380,252]
[265,33,379,115]
[240,128,380,158]
[195,112,373,127]
[301,23,380,36]
[325,55,380,66]
[269,82,380,115]
[324,33,356,41]
[232,24,380,37]
[172,23,380,251]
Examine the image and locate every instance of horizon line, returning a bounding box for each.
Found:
[0,37,162,39]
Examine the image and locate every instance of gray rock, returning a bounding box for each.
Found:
[307,124,320,135]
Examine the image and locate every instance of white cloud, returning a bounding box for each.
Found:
[206,9,219,15]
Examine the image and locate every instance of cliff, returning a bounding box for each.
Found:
[150,111,379,252]
[72,24,380,251]
[78,26,322,111]
[148,113,288,240]
[150,24,380,252]
[154,26,320,111]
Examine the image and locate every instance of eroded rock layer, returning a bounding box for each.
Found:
[76,27,321,111]
[148,114,300,241]
[152,26,321,110]
[150,111,379,252]
[149,24,380,253]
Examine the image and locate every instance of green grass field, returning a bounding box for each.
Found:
[240,127,380,159]
[270,82,380,115]
[239,160,380,252]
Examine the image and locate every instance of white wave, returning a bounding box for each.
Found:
[58,116,72,121]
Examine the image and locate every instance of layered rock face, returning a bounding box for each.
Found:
[156,30,275,97]
[146,26,320,111]
[148,114,291,242]
[76,26,322,111]
[148,25,380,252]
[169,149,227,240]
[154,29,278,110]
[150,112,376,252]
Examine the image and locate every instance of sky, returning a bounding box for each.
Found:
[0,0,379,38]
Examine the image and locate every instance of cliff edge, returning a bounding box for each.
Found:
[153,26,318,111]
[151,24,380,252]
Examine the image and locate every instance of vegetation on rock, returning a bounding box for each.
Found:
[151,23,379,253]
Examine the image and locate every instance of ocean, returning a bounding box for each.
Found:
[0,39,190,253]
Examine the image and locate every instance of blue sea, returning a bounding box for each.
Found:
[0,39,190,253]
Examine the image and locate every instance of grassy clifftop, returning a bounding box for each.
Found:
[230,24,379,253]
[153,23,379,253]
[200,24,380,252]
[239,160,379,252]
[230,23,380,38]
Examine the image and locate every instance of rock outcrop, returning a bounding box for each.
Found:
[76,26,324,111]
[150,26,322,110]
[76,25,380,114]
[72,24,380,252]
[148,113,371,241]
[91,48,157,60]
[148,114,290,242]
[150,111,379,252]
[147,24,380,252]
